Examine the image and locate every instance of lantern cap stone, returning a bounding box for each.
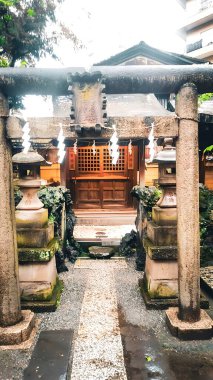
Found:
[154,138,176,162]
[12,150,45,164]
[154,148,176,162]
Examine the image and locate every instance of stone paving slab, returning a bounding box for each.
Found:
[74,259,127,269]
[73,225,136,243]
[24,330,73,379]
[71,268,127,380]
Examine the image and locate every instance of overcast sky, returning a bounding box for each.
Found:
[24,0,185,115]
[38,0,185,68]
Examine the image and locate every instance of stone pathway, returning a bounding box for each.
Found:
[71,261,127,380]
[0,258,213,379]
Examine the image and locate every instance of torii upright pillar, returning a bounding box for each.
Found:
[166,83,212,339]
[0,92,35,345]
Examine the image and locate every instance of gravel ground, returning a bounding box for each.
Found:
[0,257,212,380]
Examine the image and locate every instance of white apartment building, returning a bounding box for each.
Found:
[177,0,213,62]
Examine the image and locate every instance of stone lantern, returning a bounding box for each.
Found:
[152,138,177,226]
[141,138,178,307]
[12,150,60,311]
[13,150,47,224]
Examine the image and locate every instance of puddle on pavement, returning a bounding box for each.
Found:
[118,306,176,380]
[168,352,213,380]
[118,306,213,380]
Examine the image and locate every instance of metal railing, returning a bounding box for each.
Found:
[200,0,213,11]
[186,39,203,53]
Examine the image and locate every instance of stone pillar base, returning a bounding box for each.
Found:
[0,310,35,345]
[21,279,63,312]
[166,307,212,340]
[144,255,178,298]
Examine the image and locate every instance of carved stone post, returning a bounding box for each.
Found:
[166,84,212,339]
[0,92,35,345]
[176,83,200,322]
[0,93,22,327]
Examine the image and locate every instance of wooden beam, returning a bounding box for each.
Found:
[6,115,178,141]
[0,65,212,95]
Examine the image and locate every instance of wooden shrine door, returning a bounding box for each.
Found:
[67,145,137,209]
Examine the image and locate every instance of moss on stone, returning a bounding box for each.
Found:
[18,238,60,262]
[143,238,177,260]
[21,277,64,312]
[143,275,177,299]
[17,222,54,248]
[21,283,55,302]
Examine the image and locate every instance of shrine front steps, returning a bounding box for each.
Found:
[75,209,137,226]
[73,225,136,247]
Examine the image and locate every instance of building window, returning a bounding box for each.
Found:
[201,28,213,47]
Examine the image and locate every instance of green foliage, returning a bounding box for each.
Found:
[119,230,137,257]
[0,0,81,67]
[14,184,67,224]
[14,185,22,206]
[131,185,161,213]
[200,246,213,267]
[0,1,17,6]
[38,186,66,221]
[0,0,82,109]
[0,55,9,66]
[198,93,213,105]
[203,145,213,155]
[199,184,213,244]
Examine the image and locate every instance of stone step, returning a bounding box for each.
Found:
[73,225,136,246]
[76,215,136,226]
[75,209,136,226]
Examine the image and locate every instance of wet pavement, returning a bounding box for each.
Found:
[0,257,212,380]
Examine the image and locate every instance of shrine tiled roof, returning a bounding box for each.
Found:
[94,41,208,66]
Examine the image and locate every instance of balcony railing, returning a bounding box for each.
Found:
[186,40,203,53]
[200,0,213,11]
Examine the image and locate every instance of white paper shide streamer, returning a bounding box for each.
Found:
[128,139,132,155]
[109,125,119,165]
[147,122,155,163]
[92,140,96,156]
[22,121,31,154]
[73,139,78,155]
[57,123,66,163]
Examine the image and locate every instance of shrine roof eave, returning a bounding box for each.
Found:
[6,115,178,143]
[106,94,173,117]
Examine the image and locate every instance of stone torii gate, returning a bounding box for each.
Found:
[0,65,212,343]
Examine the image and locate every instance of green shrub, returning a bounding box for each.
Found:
[199,184,213,244]
[131,185,161,214]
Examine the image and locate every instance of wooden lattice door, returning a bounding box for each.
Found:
[68,145,134,208]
